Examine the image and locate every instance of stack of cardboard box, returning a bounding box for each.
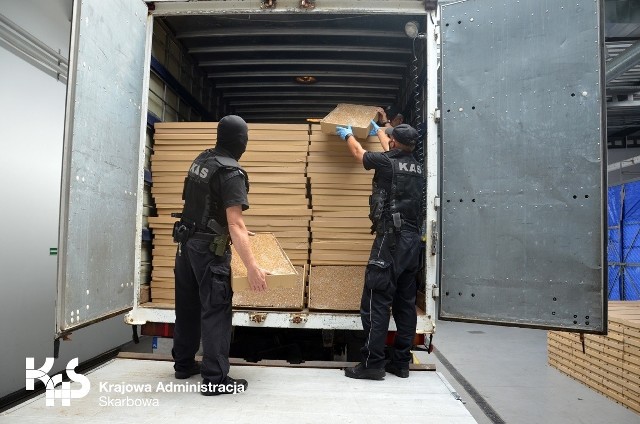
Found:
[548,301,640,413]
[239,124,311,267]
[148,122,217,305]
[148,122,311,307]
[307,124,383,310]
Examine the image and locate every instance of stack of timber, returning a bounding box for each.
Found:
[307,124,383,310]
[148,122,311,306]
[548,301,640,413]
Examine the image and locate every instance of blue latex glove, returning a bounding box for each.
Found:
[369,119,380,136]
[335,126,353,141]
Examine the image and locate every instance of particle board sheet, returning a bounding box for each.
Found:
[308,266,365,311]
[149,122,311,306]
[547,301,640,413]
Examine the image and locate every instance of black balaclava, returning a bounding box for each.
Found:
[214,115,248,160]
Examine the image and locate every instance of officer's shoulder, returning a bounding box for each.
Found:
[220,168,246,182]
[365,150,390,159]
[194,150,211,161]
[214,155,240,168]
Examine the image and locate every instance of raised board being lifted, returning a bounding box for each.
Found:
[320,103,378,139]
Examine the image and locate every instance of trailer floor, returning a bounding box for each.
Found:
[1,357,476,423]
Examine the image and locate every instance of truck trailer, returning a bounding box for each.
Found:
[55,0,606,341]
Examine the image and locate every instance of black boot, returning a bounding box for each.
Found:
[385,362,409,378]
[344,363,385,380]
[174,361,201,379]
[201,377,248,396]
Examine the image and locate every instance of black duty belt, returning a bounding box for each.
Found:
[190,232,217,241]
[376,220,419,235]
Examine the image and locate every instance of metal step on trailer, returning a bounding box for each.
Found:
[2,353,476,423]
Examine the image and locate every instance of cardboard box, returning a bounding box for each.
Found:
[139,284,150,303]
[233,265,306,310]
[320,104,378,139]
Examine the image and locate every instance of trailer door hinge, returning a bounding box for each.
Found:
[432,285,440,298]
[430,220,438,255]
[434,196,440,210]
[434,109,441,123]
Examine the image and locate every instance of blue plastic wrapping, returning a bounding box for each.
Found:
[608,182,640,300]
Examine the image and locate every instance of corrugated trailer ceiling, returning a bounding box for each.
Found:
[156,0,640,143]
[159,11,426,123]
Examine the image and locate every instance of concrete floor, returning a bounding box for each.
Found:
[6,320,637,423]
[417,319,640,424]
[2,358,475,423]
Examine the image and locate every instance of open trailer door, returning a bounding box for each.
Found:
[438,0,607,333]
[56,0,149,337]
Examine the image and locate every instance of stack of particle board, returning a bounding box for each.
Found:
[148,122,311,306]
[548,301,640,413]
[307,124,383,310]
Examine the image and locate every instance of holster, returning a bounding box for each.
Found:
[209,234,230,256]
[172,221,195,244]
[369,189,387,235]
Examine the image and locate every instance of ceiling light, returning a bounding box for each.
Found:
[295,76,317,84]
[405,21,424,39]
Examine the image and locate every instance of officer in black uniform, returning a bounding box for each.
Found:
[171,115,268,395]
[335,122,424,380]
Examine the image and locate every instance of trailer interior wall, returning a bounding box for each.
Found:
[0,0,131,399]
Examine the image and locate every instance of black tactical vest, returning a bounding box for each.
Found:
[369,150,423,230]
[180,150,249,232]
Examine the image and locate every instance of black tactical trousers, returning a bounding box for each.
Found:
[172,237,233,383]
[360,227,421,369]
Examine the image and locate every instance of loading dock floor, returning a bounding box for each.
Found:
[1,357,476,423]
